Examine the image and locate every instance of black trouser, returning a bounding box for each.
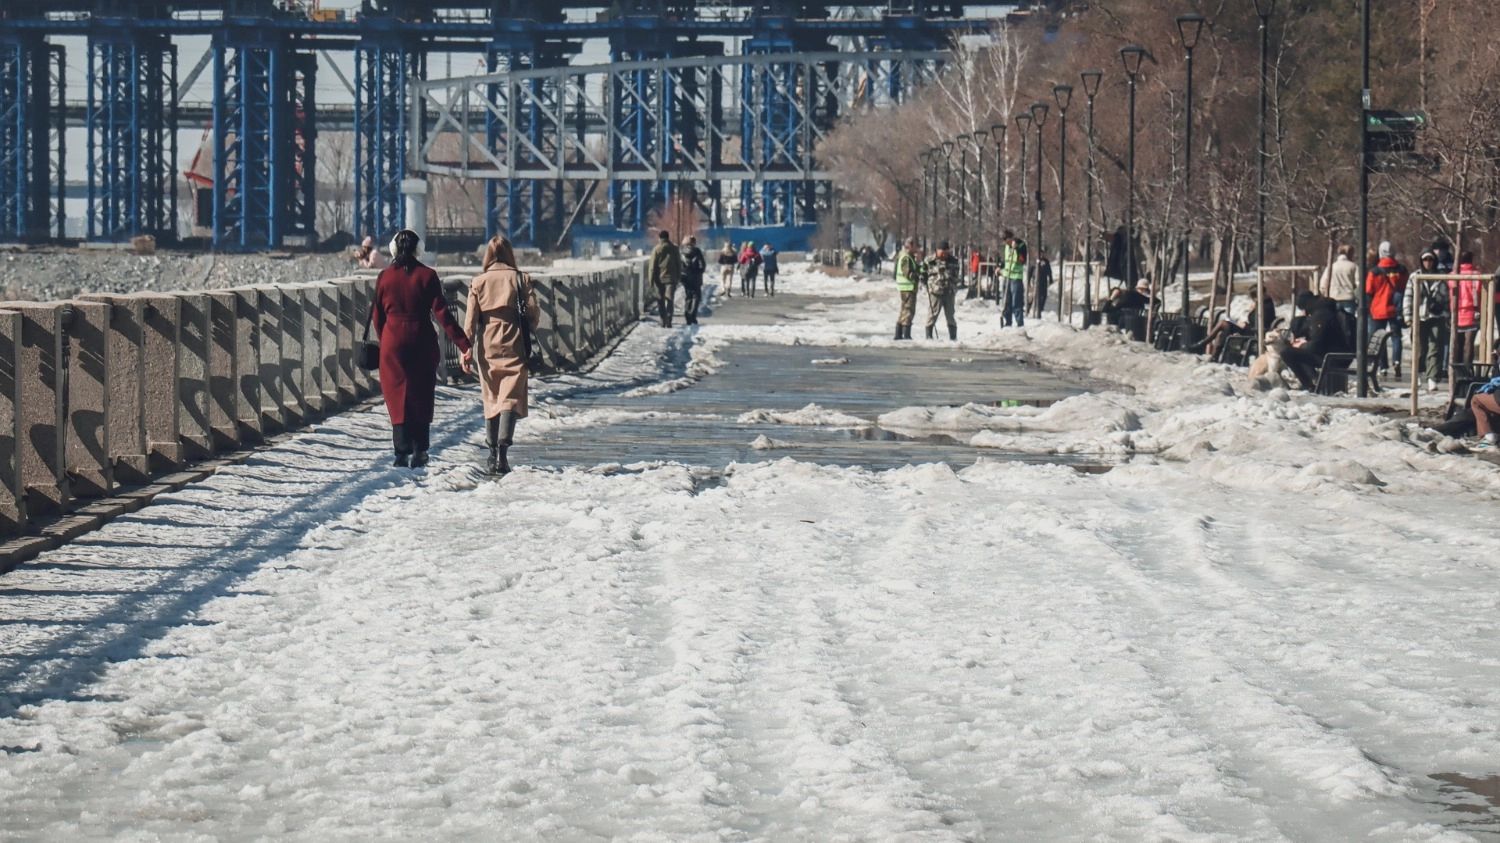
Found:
[391,422,430,456]
[764,271,777,295]
[742,269,757,297]
[1280,346,1321,391]
[682,280,703,323]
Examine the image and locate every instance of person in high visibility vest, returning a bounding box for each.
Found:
[1001,229,1028,327]
[895,237,922,340]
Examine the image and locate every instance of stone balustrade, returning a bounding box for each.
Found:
[0,259,648,541]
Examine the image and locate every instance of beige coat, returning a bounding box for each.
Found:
[465,238,540,419]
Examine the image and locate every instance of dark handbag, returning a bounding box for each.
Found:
[515,273,536,365]
[357,306,380,371]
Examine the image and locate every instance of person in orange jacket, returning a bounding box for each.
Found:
[1365,240,1409,377]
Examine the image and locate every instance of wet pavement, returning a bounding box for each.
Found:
[524,290,1109,472]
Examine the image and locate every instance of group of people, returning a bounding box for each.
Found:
[715,242,780,298]
[889,229,1053,340]
[844,245,885,274]
[370,230,536,476]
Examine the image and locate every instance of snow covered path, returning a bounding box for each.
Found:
[3,266,1500,841]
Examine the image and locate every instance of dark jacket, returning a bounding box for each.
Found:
[650,240,682,286]
[682,245,706,285]
[1296,293,1352,357]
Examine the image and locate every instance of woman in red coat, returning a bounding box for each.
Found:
[372,229,471,468]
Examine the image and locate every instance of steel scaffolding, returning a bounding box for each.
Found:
[415,50,942,239]
[211,29,317,250]
[87,29,176,242]
[0,2,983,248]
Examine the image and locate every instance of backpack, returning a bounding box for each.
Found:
[1422,279,1449,317]
[1013,240,1028,265]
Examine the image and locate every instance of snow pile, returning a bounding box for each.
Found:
[737,403,870,428]
[749,434,798,450]
[696,264,1500,500]
[811,356,850,366]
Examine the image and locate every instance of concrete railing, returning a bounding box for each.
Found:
[0,259,649,542]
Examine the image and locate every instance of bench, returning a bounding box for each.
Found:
[1446,362,1496,421]
[1314,328,1390,395]
[1218,334,1256,367]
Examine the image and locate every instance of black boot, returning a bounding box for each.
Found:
[949,324,958,341]
[496,411,516,475]
[902,325,914,340]
[895,323,904,340]
[391,424,410,467]
[925,326,935,339]
[486,415,502,475]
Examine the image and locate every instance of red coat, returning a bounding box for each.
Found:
[372,261,470,427]
[1364,257,1407,321]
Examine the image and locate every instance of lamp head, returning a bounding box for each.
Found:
[1030,101,1050,127]
[1053,83,1074,112]
[1176,13,1206,50]
[941,140,955,157]
[1252,0,1276,19]
[1120,44,1147,78]
[1014,112,1032,131]
[990,122,1006,143]
[1081,68,1104,98]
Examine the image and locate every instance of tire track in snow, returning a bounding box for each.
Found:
[1029,478,1480,838]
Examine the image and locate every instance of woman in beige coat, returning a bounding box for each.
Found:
[461,236,539,474]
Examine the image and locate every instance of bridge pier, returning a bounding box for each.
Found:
[87,25,177,243]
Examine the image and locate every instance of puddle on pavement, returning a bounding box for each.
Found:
[835,427,965,446]
[1430,773,1500,831]
[988,398,1059,408]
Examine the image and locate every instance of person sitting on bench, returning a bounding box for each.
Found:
[1195,295,1275,359]
[1280,291,1351,391]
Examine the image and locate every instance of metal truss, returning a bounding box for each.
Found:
[413,50,943,237]
[87,32,176,242]
[210,29,315,250]
[0,34,64,241]
[355,38,422,240]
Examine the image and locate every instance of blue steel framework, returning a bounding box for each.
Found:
[0,3,984,248]
[0,34,65,240]
[211,27,317,250]
[88,29,176,242]
[415,50,944,244]
[355,31,421,244]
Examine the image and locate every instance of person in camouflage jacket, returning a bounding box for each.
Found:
[922,241,961,340]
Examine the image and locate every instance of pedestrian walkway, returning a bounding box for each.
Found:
[3,265,1499,840]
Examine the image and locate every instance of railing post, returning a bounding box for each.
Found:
[206,290,241,452]
[137,294,184,474]
[11,303,69,516]
[0,310,27,532]
[64,300,114,497]
[177,293,213,460]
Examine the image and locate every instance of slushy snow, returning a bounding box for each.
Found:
[1,263,1498,841]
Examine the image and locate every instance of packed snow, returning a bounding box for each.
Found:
[2,262,1499,840]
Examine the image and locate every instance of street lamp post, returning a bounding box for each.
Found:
[1014,112,1032,253]
[1029,101,1049,319]
[941,139,956,247]
[990,123,1007,304]
[1121,45,1147,336]
[958,136,972,255]
[1254,0,1276,271]
[1080,69,1103,323]
[1053,83,1073,322]
[1357,0,1371,397]
[920,148,938,252]
[1177,13,1205,345]
[970,131,988,285]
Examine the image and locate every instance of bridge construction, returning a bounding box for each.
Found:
[0,1,1009,251]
